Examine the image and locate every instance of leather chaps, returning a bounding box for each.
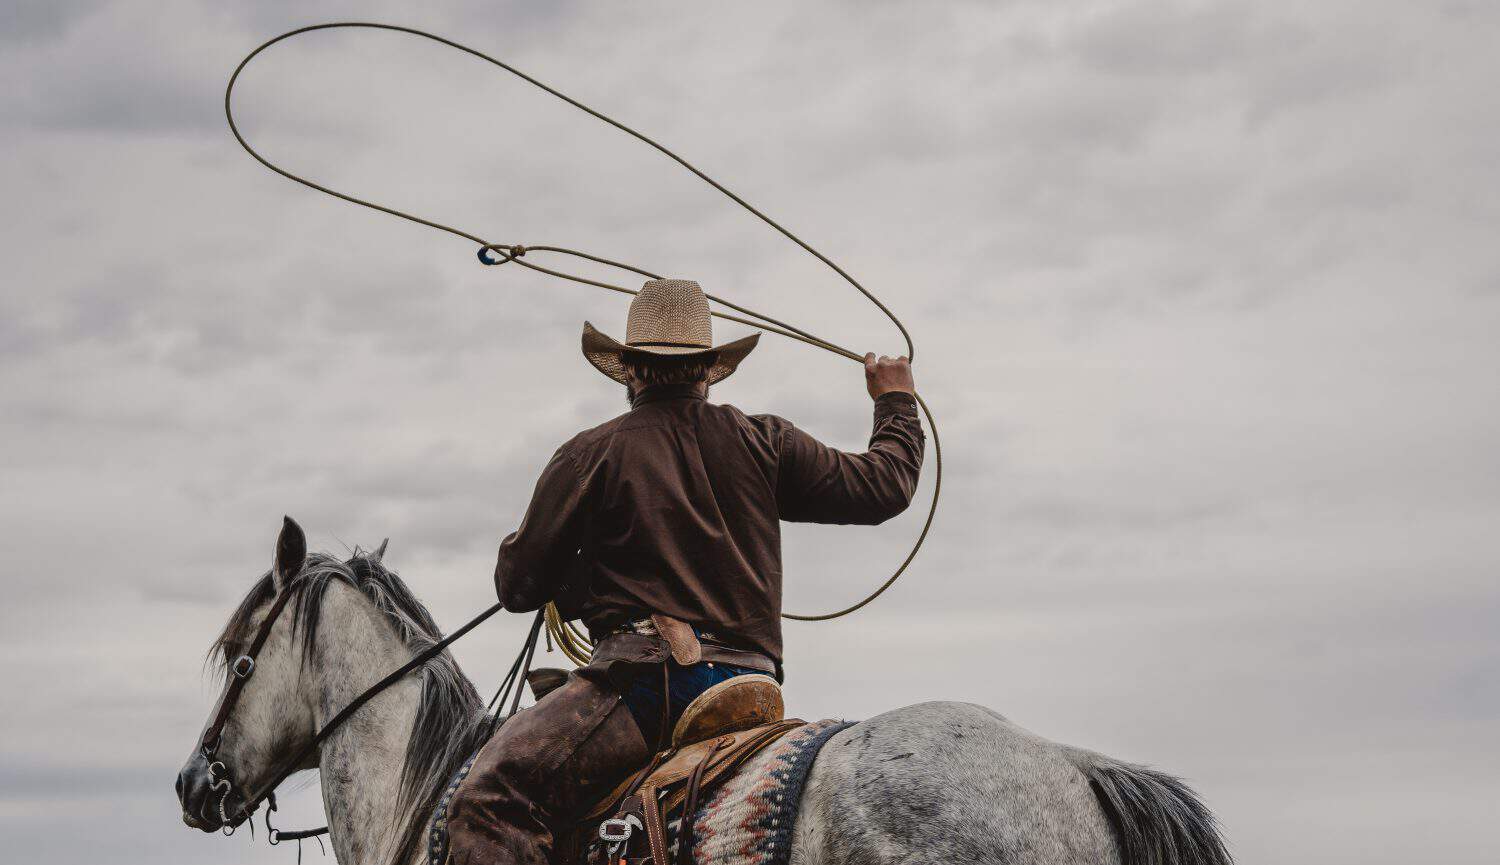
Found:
[443,672,650,865]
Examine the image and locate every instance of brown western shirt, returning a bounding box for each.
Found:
[493,383,925,668]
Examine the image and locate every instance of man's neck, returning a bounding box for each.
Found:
[628,381,709,408]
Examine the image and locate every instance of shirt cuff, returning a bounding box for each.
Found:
[873,391,918,421]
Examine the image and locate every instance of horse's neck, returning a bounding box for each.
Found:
[312,584,425,865]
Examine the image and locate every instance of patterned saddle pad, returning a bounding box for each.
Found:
[664,718,853,865]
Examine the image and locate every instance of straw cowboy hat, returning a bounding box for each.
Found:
[581,279,759,385]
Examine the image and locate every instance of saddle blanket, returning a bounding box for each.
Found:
[677,717,855,865]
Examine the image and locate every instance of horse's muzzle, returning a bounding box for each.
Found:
[176,752,245,833]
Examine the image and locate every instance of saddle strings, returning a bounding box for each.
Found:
[225,22,943,663]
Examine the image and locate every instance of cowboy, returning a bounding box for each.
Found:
[444,279,924,864]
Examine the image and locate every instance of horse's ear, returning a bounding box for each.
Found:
[273,516,307,591]
[371,538,389,563]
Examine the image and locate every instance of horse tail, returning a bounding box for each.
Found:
[1065,747,1233,865]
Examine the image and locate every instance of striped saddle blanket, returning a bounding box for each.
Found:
[649,718,854,865]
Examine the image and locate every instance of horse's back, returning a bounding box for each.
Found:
[789,701,1121,865]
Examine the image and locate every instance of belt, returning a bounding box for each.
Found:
[606,616,728,646]
[596,616,777,678]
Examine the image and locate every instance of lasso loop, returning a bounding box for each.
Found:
[226,22,942,665]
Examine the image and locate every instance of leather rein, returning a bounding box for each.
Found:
[199,573,518,842]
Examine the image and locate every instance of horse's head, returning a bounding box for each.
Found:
[176,517,320,833]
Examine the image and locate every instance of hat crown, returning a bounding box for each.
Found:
[625,279,712,349]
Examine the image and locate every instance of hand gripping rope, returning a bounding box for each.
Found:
[226,22,942,664]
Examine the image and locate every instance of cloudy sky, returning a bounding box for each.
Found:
[3,1,1498,862]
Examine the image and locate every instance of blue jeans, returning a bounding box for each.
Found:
[622,661,761,744]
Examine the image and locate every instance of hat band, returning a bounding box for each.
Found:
[626,340,713,349]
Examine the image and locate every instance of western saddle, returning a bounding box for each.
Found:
[569,674,802,865]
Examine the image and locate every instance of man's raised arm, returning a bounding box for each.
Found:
[775,354,925,525]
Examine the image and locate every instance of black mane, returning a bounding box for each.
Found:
[211,548,491,865]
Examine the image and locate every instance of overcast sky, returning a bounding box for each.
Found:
[3,1,1498,863]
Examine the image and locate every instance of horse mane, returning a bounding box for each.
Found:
[210,549,492,865]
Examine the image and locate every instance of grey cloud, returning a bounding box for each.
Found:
[1241,26,1413,129]
[1000,492,1243,533]
[1,4,226,133]
[1070,2,1263,76]
[0,0,106,46]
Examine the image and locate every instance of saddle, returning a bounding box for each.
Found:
[568,674,802,865]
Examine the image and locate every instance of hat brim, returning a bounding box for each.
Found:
[581,322,759,386]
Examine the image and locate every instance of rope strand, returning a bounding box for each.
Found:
[225,22,941,649]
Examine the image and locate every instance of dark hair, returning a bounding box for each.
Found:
[622,351,715,387]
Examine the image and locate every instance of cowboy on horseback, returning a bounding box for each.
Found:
[442,278,926,863]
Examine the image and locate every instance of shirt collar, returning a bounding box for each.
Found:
[630,383,708,409]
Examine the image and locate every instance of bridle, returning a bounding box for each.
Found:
[197,577,305,836]
[194,572,514,840]
[200,578,303,761]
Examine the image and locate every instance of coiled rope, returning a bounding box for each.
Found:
[226,22,941,665]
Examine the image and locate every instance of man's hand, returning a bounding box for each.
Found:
[864,353,915,400]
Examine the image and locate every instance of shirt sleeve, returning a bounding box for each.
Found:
[493,445,589,612]
[775,392,925,525]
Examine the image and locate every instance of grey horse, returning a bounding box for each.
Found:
[176,523,1231,865]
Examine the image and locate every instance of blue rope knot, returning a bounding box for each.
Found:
[477,244,525,265]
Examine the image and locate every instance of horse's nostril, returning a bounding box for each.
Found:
[176,758,218,828]
[176,762,201,806]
